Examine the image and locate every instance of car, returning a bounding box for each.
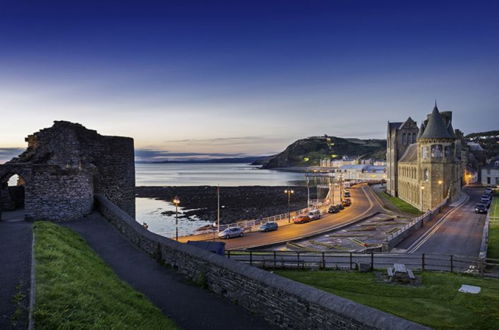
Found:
[328,205,339,213]
[259,222,278,232]
[475,203,488,214]
[343,191,351,198]
[484,188,493,195]
[293,215,311,224]
[308,209,321,220]
[336,203,344,210]
[342,199,352,207]
[481,195,491,205]
[218,227,244,239]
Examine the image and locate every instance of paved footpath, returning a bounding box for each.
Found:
[65,213,275,330]
[0,219,32,330]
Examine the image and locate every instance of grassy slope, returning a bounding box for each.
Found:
[377,191,422,215]
[277,270,499,329]
[488,195,499,259]
[34,221,178,330]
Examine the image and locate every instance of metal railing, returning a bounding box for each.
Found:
[196,189,335,234]
[225,250,499,277]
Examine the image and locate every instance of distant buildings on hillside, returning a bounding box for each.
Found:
[317,156,387,182]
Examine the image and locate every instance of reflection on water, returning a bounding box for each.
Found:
[136,163,304,186]
[136,197,213,238]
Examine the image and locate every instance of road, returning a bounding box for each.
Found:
[397,186,486,257]
[179,184,382,250]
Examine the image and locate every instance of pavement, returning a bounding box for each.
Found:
[397,186,487,257]
[0,211,32,330]
[180,185,382,250]
[64,214,276,330]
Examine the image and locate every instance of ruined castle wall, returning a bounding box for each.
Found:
[91,136,135,217]
[25,166,93,221]
[4,121,136,220]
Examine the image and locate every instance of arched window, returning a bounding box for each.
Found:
[431,144,443,158]
[422,146,429,159]
[424,168,429,181]
[1,173,26,214]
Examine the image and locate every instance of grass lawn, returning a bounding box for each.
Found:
[277,270,499,329]
[33,221,178,330]
[377,191,422,216]
[488,196,499,259]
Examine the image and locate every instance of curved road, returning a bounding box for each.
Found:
[398,186,486,257]
[180,185,382,250]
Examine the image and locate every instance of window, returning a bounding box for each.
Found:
[444,145,452,158]
[422,146,429,159]
[431,144,443,158]
[424,169,429,181]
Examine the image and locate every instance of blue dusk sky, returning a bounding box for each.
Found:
[0,0,498,162]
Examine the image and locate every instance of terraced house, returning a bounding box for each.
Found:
[386,104,467,211]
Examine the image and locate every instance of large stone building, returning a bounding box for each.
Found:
[0,121,135,221]
[386,104,465,211]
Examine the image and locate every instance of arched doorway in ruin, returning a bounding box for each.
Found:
[0,173,27,222]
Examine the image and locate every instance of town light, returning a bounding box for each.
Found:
[438,180,443,185]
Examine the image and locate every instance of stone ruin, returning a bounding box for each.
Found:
[0,121,135,221]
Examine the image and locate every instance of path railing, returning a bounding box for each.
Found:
[225,250,499,277]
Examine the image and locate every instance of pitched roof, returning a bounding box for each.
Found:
[388,122,403,130]
[419,105,455,139]
[398,143,418,163]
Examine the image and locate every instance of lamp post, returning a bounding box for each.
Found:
[420,186,425,211]
[173,196,180,241]
[284,189,294,223]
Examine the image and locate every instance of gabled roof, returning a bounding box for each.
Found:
[399,143,418,163]
[399,117,417,129]
[419,105,455,139]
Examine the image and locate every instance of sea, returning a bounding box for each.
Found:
[135,163,305,238]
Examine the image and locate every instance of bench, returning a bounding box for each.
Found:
[407,269,415,280]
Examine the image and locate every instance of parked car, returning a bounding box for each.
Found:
[328,205,339,213]
[475,203,488,214]
[336,203,344,210]
[344,191,351,198]
[218,227,244,239]
[484,188,493,195]
[293,215,311,224]
[342,199,352,207]
[308,209,321,220]
[259,222,278,232]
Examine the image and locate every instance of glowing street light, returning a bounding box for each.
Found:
[173,196,180,241]
[284,189,294,223]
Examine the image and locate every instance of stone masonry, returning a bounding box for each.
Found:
[0,121,135,221]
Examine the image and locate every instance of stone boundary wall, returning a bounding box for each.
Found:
[383,198,448,250]
[95,194,427,330]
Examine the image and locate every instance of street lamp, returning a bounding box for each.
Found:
[420,186,425,211]
[284,189,294,223]
[173,196,180,241]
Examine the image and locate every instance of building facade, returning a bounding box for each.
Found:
[386,105,465,211]
[481,157,499,186]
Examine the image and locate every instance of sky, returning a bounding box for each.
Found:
[1,0,498,162]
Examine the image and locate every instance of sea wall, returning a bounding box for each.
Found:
[96,194,427,330]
